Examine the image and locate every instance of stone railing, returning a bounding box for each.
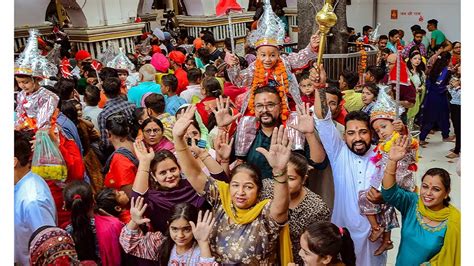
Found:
[64,22,146,59]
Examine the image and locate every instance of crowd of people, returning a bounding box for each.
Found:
[14,1,460,265]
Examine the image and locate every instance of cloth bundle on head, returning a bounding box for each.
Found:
[247,0,285,48]
[150,52,170,73]
[75,49,91,61]
[107,47,135,73]
[29,226,80,265]
[370,85,399,124]
[169,50,186,65]
[14,29,58,79]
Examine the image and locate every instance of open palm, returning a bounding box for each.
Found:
[289,103,314,134]
[212,96,241,127]
[134,139,155,162]
[388,135,409,162]
[214,130,234,160]
[130,196,150,225]
[173,105,197,139]
[256,125,292,172]
[190,210,215,243]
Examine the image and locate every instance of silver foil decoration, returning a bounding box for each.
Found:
[286,111,305,150]
[247,0,285,48]
[234,116,258,157]
[107,47,135,72]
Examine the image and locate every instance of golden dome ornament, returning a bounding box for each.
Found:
[316,0,338,66]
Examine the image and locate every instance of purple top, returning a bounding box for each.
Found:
[131,172,228,232]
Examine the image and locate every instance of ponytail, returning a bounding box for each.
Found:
[63,181,97,262]
[305,222,356,266]
[340,227,356,266]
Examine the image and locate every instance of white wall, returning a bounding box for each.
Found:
[14,0,50,27]
[346,0,460,41]
[346,0,375,34]
[377,0,460,42]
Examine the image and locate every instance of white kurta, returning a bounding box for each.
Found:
[314,112,387,266]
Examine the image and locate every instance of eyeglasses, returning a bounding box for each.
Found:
[254,102,279,112]
[144,128,161,135]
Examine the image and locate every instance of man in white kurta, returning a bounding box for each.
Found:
[314,111,387,266]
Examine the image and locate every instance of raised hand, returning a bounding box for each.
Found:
[214,130,234,161]
[310,31,321,50]
[134,139,155,163]
[212,96,241,127]
[388,135,410,162]
[172,105,197,139]
[190,210,215,243]
[189,138,206,159]
[392,119,405,134]
[130,196,151,226]
[309,63,327,86]
[256,125,292,173]
[289,103,315,134]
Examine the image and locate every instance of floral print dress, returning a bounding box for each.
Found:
[201,177,284,264]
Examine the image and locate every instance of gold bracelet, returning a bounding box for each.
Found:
[138,169,149,174]
[199,154,211,161]
[273,175,288,184]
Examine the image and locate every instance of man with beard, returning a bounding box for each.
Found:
[401,29,427,58]
[216,85,328,180]
[309,64,387,266]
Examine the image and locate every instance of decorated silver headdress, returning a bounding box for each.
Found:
[247,0,285,48]
[107,47,135,72]
[15,29,57,78]
[98,43,118,66]
[370,85,403,123]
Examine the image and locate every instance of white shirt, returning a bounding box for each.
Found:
[15,171,57,266]
[314,112,387,266]
[180,84,203,103]
[83,105,103,130]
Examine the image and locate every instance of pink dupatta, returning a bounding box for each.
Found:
[94,214,124,265]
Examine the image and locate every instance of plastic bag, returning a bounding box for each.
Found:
[31,130,67,181]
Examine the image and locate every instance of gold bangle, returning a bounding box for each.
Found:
[273,175,288,184]
[199,154,211,161]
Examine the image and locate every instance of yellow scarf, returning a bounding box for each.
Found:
[417,198,461,265]
[216,180,293,264]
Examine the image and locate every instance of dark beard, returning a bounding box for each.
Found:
[414,40,422,45]
[257,112,279,127]
[349,141,370,156]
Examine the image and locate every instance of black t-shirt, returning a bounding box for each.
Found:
[209,48,224,62]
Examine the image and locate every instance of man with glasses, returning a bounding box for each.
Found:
[215,85,329,179]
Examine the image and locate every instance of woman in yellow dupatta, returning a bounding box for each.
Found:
[381,135,460,266]
[172,105,293,265]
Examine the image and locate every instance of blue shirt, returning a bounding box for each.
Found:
[382,184,447,266]
[15,171,57,265]
[127,81,162,107]
[165,95,187,115]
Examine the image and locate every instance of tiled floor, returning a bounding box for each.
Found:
[386,131,460,265]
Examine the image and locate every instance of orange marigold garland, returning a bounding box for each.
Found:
[249,58,290,124]
[357,41,368,82]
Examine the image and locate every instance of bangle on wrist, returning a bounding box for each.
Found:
[199,154,211,161]
[218,126,229,132]
[273,170,288,183]
[138,169,149,174]
[218,159,230,164]
[273,173,288,184]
